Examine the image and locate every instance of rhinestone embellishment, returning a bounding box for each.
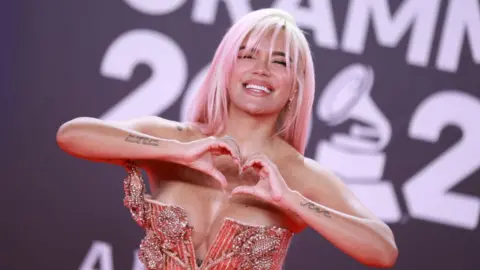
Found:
[122,162,293,269]
[139,231,165,270]
[232,227,283,269]
[123,163,149,228]
[154,206,188,239]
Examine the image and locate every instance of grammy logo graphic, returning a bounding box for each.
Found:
[315,63,401,223]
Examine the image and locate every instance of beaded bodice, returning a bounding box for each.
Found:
[122,163,293,270]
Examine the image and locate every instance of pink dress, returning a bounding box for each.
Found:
[123,163,293,270]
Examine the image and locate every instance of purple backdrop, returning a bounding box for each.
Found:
[3,0,479,269]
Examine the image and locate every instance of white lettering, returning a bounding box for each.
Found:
[79,241,113,270]
[124,0,186,15]
[192,0,252,25]
[342,0,441,67]
[273,0,338,49]
[180,65,210,122]
[404,90,480,230]
[100,29,187,121]
[436,0,480,72]
[315,63,400,222]
[132,249,143,270]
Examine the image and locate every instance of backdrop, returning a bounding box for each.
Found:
[3,0,479,269]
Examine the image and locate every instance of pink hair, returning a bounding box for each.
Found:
[187,8,315,155]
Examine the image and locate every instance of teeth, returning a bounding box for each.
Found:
[245,84,271,93]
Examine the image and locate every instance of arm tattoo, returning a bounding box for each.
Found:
[300,201,332,218]
[125,134,160,146]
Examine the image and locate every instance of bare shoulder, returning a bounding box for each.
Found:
[273,139,310,188]
[268,137,339,193]
[284,153,346,200]
[301,157,337,179]
[119,115,204,142]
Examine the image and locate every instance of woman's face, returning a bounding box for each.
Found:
[228,31,296,117]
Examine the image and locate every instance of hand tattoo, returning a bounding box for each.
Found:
[176,124,184,131]
[300,201,332,218]
[125,134,160,146]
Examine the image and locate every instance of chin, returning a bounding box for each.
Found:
[229,92,285,116]
[239,103,279,116]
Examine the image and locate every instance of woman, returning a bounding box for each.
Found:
[57,8,398,269]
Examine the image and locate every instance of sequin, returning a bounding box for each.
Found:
[122,162,293,269]
[139,231,165,270]
[154,206,188,240]
[123,164,149,228]
[231,227,282,269]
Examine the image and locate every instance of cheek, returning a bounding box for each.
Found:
[229,67,243,88]
[229,65,248,86]
[272,65,294,83]
[233,61,252,73]
[277,73,295,94]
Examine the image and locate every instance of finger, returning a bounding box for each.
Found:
[210,146,233,156]
[232,186,270,202]
[242,159,266,175]
[231,186,256,196]
[242,158,256,170]
[246,158,275,179]
[192,160,228,189]
[259,168,281,200]
[209,141,233,154]
[210,169,228,189]
[211,142,240,162]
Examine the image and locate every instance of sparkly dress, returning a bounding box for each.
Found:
[123,163,293,270]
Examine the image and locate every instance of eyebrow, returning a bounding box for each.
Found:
[238,46,289,59]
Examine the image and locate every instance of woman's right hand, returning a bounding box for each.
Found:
[56,116,241,189]
[170,136,241,189]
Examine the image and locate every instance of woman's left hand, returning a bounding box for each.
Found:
[231,154,291,206]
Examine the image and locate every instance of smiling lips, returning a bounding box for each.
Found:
[245,84,272,93]
[243,80,273,96]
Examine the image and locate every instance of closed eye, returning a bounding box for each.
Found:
[238,55,254,59]
[273,60,286,66]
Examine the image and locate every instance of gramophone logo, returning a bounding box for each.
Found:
[315,63,401,223]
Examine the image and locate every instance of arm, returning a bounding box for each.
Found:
[56,116,186,164]
[57,116,240,189]
[231,155,398,267]
[283,158,398,268]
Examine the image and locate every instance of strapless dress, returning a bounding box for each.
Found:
[122,162,293,269]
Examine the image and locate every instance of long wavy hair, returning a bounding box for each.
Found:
[187,8,315,154]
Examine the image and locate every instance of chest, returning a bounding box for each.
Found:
[135,201,293,270]
[143,157,303,253]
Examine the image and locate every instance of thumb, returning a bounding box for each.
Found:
[210,169,228,189]
[231,186,256,196]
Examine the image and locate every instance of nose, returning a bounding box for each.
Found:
[252,59,271,76]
